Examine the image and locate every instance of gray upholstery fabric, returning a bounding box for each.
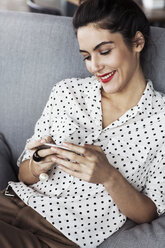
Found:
[142,28,165,93]
[114,215,165,248]
[0,133,17,190]
[0,10,165,248]
[100,215,165,248]
[0,11,90,168]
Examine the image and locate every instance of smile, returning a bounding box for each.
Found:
[97,70,116,83]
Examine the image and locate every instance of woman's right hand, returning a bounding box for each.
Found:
[18,136,57,184]
[26,136,57,178]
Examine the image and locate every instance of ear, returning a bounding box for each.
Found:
[133,31,145,52]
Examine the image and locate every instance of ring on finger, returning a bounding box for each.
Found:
[33,150,44,162]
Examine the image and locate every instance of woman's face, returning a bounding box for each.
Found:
[77,24,143,95]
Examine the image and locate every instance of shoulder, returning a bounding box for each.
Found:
[152,85,165,110]
[146,80,165,110]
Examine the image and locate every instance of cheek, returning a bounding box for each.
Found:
[85,61,92,73]
[115,52,135,76]
[113,51,126,67]
[107,51,126,69]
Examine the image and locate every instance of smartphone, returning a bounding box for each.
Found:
[44,143,73,151]
[35,143,79,156]
[44,143,81,155]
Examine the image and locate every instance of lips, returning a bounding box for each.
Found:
[97,70,116,83]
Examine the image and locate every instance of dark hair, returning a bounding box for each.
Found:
[73,0,150,54]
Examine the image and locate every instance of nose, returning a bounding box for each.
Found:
[90,57,104,74]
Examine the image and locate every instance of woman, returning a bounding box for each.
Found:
[0,0,165,247]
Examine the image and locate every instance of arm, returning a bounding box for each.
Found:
[18,159,39,185]
[50,143,158,224]
[103,168,158,223]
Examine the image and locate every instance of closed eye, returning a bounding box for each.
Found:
[100,49,112,55]
[82,49,112,61]
[83,55,91,61]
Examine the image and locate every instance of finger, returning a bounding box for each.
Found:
[62,142,102,157]
[36,147,60,158]
[52,156,80,172]
[51,146,86,164]
[26,138,43,150]
[39,161,56,173]
[26,136,55,150]
[32,160,56,175]
[31,145,65,169]
[62,142,91,156]
[58,164,88,181]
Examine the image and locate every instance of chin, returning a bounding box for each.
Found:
[102,84,119,94]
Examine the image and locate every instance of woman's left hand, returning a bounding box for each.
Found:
[51,142,114,185]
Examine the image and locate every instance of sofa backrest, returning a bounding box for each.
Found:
[0,11,165,169]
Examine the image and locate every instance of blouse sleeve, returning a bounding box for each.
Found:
[142,145,165,216]
[17,83,60,166]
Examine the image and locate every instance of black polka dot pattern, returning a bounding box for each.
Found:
[10,77,165,247]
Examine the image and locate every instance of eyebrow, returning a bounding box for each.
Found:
[79,41,114,53]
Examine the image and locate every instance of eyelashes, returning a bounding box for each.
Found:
[83,56,90,61]
[100,50,112,55]
[83,49,112,61]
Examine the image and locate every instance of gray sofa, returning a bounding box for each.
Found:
[0,11,165,248]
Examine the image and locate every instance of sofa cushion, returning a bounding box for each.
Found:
[99,214,165,248]
[0,133,17,190]
[0,12,90,169]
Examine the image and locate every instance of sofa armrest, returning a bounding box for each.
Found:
[0,133,17,190]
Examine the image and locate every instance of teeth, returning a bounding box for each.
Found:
[101,71,115,80]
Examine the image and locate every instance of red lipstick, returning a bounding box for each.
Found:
[98,70,116,83]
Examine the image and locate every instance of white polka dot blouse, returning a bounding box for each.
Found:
[9,76,165,248]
